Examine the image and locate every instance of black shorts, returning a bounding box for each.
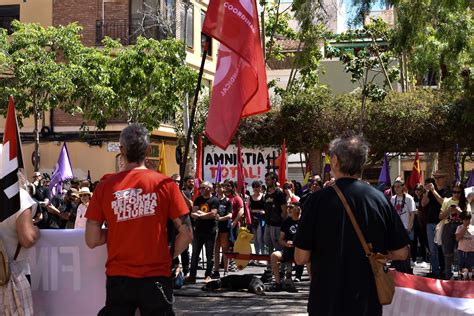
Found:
[99,275,174,316]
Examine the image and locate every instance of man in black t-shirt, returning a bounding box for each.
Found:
[294,133,409,316]
[186,181,218,284]
[421,178,445,277]
[270,204,301,292]
[263,172,287,254]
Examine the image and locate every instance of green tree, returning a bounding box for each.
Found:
[0,21,90,171]
[82,37,197,132]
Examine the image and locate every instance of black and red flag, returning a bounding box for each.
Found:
[0,96,24,221]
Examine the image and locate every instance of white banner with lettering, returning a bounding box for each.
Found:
[203,145,280,184]
[383,272,474,315]
[29,230,107,316]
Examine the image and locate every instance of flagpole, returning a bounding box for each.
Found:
[179,37,211,187]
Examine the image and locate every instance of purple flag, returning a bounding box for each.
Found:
[455,144,460,182]
[466,169,474,188]
[49,143,74,197]
[378,153,391,186]
[215,161,222,183]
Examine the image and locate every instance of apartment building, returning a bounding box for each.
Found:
[0,0,217,180]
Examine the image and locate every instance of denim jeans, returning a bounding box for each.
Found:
[250,224,265,255]
[426,223,440,274]
[441,222,461,279]
[189,231,217,278]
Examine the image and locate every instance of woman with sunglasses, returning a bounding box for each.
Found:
[212,182,233,278]
[249,181,265,260]
[439,181,471,279]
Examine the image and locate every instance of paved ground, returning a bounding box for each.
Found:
[173,261,433,315]
[174,264,310,315]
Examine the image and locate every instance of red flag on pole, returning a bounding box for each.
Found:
[236,138,252,225]
[202,0,270,149]
[279,139,287,188]
[0,96,24,221]
[408,149,421,190]
[193,136,203,198]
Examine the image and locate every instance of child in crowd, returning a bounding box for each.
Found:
[455,212,474,274]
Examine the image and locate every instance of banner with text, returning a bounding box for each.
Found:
[203,145,280,184]
[29,230,107,316]
[383,271,474,315]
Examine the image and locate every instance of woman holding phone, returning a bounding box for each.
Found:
[439,181,471,279]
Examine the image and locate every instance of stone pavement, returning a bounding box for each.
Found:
[173,264,310,315]
[172,261,434,315]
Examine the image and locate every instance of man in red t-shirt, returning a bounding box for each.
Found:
[85,124,193,316]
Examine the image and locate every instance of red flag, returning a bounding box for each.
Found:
[408,149,421,190]
[0,96,24,221]
[193,136,203,198]
[236,138,252,225]
[278,139,287,188]
[203,0,270,149]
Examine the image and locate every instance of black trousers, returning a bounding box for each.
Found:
[98,276,174,316]
[189,231,217,277]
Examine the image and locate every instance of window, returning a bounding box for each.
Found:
[0,5,19,34]
[200,10,212,56]
[180,4,193,49]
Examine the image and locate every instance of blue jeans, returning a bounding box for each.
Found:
[426,223,440,274]
[251,224,265,255]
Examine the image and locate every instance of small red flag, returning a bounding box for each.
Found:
[278,140,287,188]
[203,0,270,149]
[236,138,252,225]
[0,96,24,221]
[408,149,421,190]
[193,136,203,198]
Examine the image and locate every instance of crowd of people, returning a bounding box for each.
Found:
[5,124,474,315]
[24,172,97,230]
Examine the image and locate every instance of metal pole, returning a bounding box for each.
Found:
[180,0,191,187]
[179,37,210,186]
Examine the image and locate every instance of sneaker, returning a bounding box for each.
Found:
[270,282,282,292]
[294,278,301,283]
[204,276,212,283]
[211,271,220,279]
[184,276,196,284]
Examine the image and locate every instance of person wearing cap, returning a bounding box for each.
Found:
[75,187,92,229]
[185,181,219,284]
[85,123,193,315]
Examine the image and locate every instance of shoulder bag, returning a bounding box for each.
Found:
[332,184,395,305]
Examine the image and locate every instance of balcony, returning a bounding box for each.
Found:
[96,18,173,46]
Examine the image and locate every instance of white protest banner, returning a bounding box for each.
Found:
[29,229,107,316]
[203,145,280,184]
[383,271,474,316]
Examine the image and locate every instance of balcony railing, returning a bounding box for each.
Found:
[96,19,172,46]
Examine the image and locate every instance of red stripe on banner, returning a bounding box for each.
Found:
[392,271,474,299]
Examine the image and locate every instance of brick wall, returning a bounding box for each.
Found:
[53,0,129,46]
[53,0,98,46]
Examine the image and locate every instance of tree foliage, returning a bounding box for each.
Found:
[238,87,471,155]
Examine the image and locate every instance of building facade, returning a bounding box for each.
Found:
[0,0,217,181]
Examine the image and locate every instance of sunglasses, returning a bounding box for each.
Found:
[452,190,461,194]
[252,185,261,188]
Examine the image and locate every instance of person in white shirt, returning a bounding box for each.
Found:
[390,178,416,273]
[0,180,40,315]
[74,187,92,229]
[455,212,474,272]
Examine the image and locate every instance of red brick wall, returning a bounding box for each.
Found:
[53,0,129,47]
[53,0,98,46]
